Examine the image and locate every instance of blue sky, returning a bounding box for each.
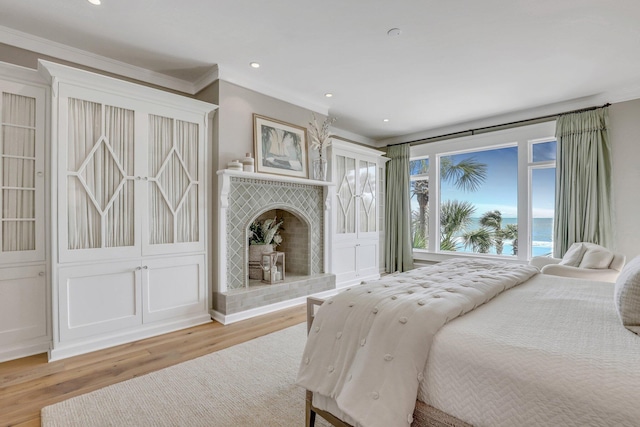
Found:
[411,141,556,218]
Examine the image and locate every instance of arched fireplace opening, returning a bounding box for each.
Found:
[246,207,311,287]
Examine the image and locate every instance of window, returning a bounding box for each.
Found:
[439,145,517,256]
[409,121,556,261]
[529,139,556,257]
[410,158,429,249]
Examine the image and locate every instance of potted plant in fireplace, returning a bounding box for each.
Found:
[248,216,283,280]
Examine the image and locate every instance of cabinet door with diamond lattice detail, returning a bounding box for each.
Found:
[59,96,139,263]
[144,115,203,255]
[335,154,356,236]
[358,160,377,236]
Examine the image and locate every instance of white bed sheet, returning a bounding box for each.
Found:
[421,274,640,427]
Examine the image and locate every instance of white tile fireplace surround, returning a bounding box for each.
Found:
[212,170,336,323]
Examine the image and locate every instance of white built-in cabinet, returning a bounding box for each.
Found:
[329,140,388,286]
[0,66,49,363]
[40,61,217,360]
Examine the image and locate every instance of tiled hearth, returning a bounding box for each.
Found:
[213,170,336,322]
[213,273,335,315]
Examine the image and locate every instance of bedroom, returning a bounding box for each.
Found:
[1,1,640,426]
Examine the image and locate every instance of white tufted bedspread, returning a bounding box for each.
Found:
[296,259,539,427]
[421,273,640,426]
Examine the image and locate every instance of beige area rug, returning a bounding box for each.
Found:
[42,323,331,426]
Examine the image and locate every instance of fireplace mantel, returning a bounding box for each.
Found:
[217,169,334,210]
[217,169,334,186]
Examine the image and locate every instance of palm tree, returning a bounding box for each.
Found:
[462,227,493,253]
[411,209,427,249]
[411,157,487,250]
[440,200,475,251]
[440,157,487,192]
[410,159,429,248]
[479,210,504,254]
[502,223,518,255]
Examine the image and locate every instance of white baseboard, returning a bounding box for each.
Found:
[0,339,51,363]
[48,314,212,361]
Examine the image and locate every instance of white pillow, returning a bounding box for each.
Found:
[579,244,614,269]
[559,243,586,266]
[614,256,640,335]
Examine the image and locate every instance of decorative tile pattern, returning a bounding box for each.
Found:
[226,177,324,290]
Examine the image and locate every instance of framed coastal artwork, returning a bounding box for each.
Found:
[253,114,308,178]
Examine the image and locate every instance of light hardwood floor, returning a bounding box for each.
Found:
[0,305,307,427]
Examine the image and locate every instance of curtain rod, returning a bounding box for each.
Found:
[387,102,611,148]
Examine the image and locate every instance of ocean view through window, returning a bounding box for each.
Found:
[439,146,516,256]
[409,121,557,261]
[530,139,556,257]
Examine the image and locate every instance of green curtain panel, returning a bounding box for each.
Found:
[385,143,414,272]
[554,107,613,257]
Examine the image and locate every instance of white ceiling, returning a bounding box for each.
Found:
[2,0,640,142]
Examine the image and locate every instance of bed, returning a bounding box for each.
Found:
[297,258,640,427]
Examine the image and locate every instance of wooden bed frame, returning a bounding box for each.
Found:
[305,297,472,427]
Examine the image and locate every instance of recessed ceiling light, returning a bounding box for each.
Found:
[387,28,402,37]
[250,62,260,68]
[383,119,390,122]
[87,0,101,5]
[324,93,333,98]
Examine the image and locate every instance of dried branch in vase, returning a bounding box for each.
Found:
[308,113,336,159]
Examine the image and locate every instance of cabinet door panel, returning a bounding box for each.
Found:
[142,255,206,323]
[330,144,385,286]
[143,116,204,256]
[0,266,47,345]
[58,90,140,263]
[0,85,46,263]
[358,160,377,237]
[333,244,358,283]
[357,241,379,278]
[58,261,142,341]
[335,154,356,238]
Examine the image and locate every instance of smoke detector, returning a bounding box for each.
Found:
[387,28,402,37]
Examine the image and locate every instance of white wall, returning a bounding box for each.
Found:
[610,99,640,260]
[197,79,376,171]
[214,80,327,170]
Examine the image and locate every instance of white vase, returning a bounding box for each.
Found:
[242,152,255,172]
[313,158,327,181]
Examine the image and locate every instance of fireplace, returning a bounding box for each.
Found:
[212,170,335,323]
[248,208,310,283]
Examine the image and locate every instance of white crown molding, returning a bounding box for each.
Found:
[332,127,377,147]
[38,60,217,115]
[0,25,198,94]
[192,65,219,93]
[0,60,47,86]
[378,87,640,147]
[1,25,331,113]
[604,83,640,105]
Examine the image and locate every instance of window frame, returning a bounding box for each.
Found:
[410,121,556,263]
[527,137,557,259]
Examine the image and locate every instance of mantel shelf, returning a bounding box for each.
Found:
[217,169,335,187]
